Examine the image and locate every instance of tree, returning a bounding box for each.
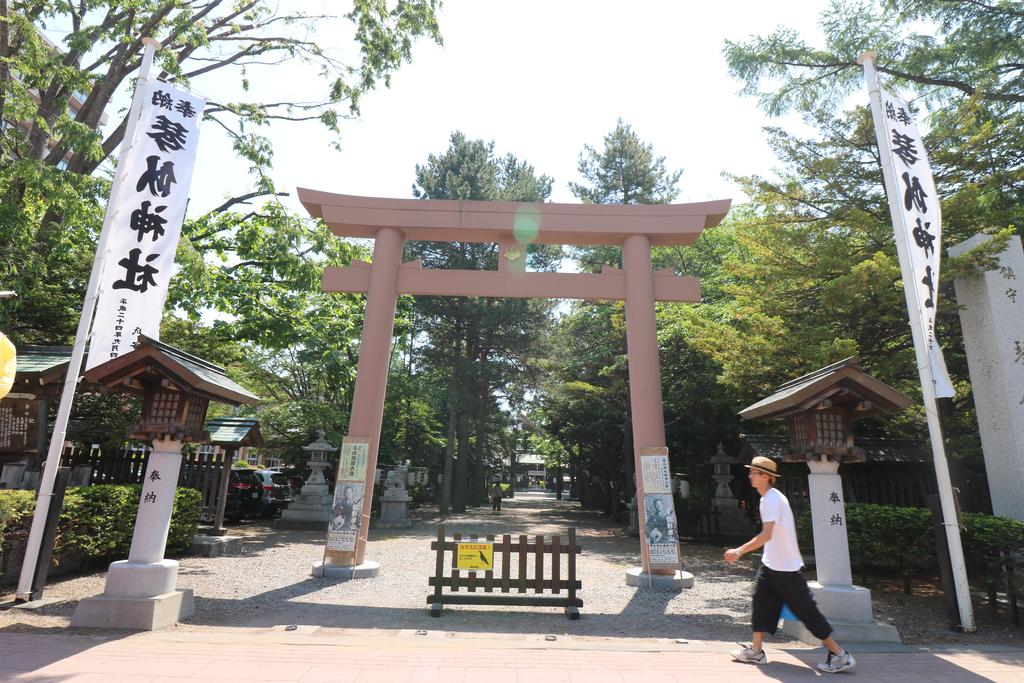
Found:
[0,2,442,464]
[408,131,557,512]
[569,118,682,206]
[542,121,685,512]
[711,0,1024,455]
[1,0,441,344]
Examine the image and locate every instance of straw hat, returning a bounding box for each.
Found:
[745,456,781,478]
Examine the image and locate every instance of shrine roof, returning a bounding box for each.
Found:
[15,346,72,379]
[298,190,732,247]
[738,357,912,421]
[204,416,264,447]
[83,336,260,406]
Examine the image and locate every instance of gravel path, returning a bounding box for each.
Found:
[1,492,1021,648]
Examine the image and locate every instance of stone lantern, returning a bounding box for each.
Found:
[709,443,751,537]
[72,336,259,630]
[739,357,911,644]
[276,430,337,529]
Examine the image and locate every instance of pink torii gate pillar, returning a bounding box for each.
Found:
[299,190,731,580]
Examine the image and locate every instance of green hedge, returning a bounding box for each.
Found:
[798,503,1024,596]
[0,485,201,570]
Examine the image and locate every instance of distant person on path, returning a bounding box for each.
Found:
[490,482,503,513]
[723,456,856,674]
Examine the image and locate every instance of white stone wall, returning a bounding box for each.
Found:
[950,234,1024,521]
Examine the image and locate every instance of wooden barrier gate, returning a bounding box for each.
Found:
[427,524,583,619]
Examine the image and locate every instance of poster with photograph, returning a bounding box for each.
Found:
[326,481,364,551]
[640,450,672,494]
[643,493,679,566]
[338,437,370,482]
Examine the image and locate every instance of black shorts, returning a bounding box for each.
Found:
[751,565,833,640]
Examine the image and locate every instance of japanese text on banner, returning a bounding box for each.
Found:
[878,88,954,397]
[87,82,205,371]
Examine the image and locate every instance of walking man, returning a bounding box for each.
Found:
[489,482,503,514]
[724,456,856,674]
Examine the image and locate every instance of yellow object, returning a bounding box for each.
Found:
[456,542,493,571]
[0,332,15,400]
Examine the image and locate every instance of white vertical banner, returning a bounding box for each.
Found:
[876,88,955,398]
[86,81,205,370]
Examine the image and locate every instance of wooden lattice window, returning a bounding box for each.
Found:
[147,391,179,425]
[185,396,208,431]
[815,412,845,448]
[790,414,810,448]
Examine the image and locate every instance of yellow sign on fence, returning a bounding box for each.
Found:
[456,542,493,571]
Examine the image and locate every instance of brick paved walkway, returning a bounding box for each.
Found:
[0,628,1021,682]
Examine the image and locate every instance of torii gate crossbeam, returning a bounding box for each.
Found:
[299,189,731,581]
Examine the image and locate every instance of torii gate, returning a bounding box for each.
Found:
[299,189,731,581]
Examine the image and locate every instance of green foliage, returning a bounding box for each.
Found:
[798,503,1024,596]
[406,131,558,511]
[569,118,682,206]
[0,485,201,566]
[960,510,1024,595]
[687,1,1024,456]
[231,460,250,469]
[568,119,682,272]
[0,490,35,555]
[2,1,441,345]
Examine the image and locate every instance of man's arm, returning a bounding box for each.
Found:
[723,522,774,564]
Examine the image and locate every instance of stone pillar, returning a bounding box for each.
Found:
[322,226,403,574]
[72,437,194,630]
[782,457,900,644]
[950,233,1024,522]
[807,459,853,587]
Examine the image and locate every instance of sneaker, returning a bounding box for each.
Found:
[817,650,856,674]
[730,643,767,665]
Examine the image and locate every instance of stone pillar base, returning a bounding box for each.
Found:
[104,559,178,598]
[274,509,331,530]
[71,589,194,630]
[625,567,694,590]
[311,560,380,580]
[189,535,242,557]
[781,581,901,643]
[372,519,413,529]
[783,617,902,644]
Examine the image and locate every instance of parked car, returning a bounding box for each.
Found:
[254,469,293,517]
[225,468,262,522]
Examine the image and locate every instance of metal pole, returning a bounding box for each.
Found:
[857,50,975,632]
[15,37,162,601]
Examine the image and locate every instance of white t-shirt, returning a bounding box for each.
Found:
[759,487,803,572]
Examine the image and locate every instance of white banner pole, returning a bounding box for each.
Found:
[15,37,162,601]
[857,50,976,632]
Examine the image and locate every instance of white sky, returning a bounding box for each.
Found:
[181,0,830,215]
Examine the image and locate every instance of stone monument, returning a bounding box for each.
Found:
[375,461,412,528]
[276,431,337,530]
[950,234,1024,522]
[709,443,753,537]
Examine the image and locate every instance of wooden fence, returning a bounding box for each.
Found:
[427,524,583,619]
[60,443,229,523]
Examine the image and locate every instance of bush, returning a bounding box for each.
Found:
[0,485,200,572]
[798,503,1024,597]
[0,490,35,556]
